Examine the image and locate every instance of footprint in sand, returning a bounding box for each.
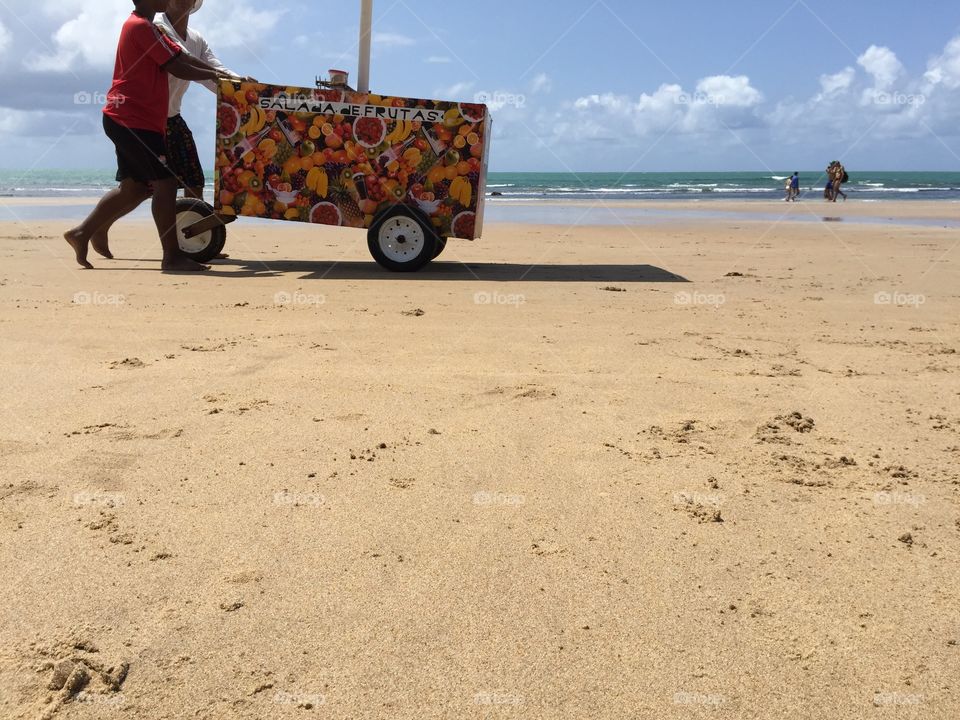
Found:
[22,631,130,718]
[108,358,145,369]
[513,385,557,400]
[755,411,815,444]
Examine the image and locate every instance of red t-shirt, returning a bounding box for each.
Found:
[102,13,182,133]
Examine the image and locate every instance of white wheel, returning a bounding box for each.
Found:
[176,210,212,255]
[377,216,425,263]
[174,198,226,262]
[367,206,438,272]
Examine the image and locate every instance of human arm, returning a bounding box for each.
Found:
[163,52,224,83]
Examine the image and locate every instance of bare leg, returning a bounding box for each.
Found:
[90,186,153,259]
[153,178,208,272]
[65,179,151,268]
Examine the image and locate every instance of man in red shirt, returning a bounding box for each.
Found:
[65,0,227,271]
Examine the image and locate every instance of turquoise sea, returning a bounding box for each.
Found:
[2,169,959,202]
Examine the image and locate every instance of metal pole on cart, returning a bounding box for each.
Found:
[358,0,374,93]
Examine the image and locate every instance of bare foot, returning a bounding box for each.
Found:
[161,256,210,272]
[91,230,113,259]
[64,229,93,269]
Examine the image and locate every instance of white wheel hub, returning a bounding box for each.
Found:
[378,216,425,263]
[176,210,212,254]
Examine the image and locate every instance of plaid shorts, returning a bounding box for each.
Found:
[165,114,205,190]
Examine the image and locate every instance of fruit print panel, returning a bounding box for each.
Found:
[214,81,489,239]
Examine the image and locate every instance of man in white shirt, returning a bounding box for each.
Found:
[156,0,240,200]
[92,0,250,259]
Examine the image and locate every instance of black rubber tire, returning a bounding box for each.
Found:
[175,197,227,263]
[432,238,448,260]
[367,205,438,272]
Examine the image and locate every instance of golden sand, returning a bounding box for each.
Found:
[0,202,958,718]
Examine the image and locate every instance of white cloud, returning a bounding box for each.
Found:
[925,36,960,89]
[857,45,904,89]
[0,19,11,57]
[819,67,856,95]
[373,32,415,48]
[436,81,474,99]
[195,3,283,50]
[531,73,552,94]
[426,56,451,64]
[564,75,763,142]
[22,0,283,70]
[0,108,27,133]
[695,75,763,107]
[26,0,129,71]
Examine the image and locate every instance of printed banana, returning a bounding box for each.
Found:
[307,167,329,198]
[239,105,266,135]
[385,119,413,144]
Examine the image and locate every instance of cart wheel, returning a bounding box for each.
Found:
[367,206,438,272]
[432,238,448,260]
[175,197,226,263]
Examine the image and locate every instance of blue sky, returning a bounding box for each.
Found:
[1,0,959,171]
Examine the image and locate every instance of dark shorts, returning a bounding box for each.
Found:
[165,114,205,190]
[103,114,174,185]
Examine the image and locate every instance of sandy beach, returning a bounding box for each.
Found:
[0,201,958,718]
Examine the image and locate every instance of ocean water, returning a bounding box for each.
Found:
[2,169,959,202]
[485,171,960,202]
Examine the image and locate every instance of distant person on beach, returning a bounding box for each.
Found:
[90,0,248,260]
[783,172,799,202]
[826,161,848,202]
[64,0,232,271]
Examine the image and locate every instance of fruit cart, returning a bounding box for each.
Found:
[176,2,490,272]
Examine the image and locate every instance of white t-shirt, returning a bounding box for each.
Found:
[156,15,237,118]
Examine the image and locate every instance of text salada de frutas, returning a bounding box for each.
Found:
[259,95,447,124]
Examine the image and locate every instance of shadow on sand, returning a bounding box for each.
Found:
[183,258,690,283]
